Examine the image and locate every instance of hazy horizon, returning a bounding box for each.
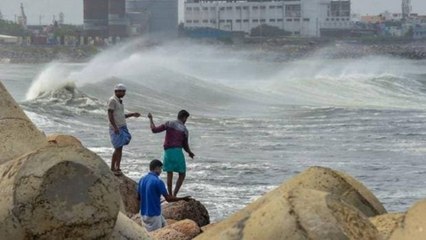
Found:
[0,0,426,25]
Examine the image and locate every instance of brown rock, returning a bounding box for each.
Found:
[390,200,426,240]
[162,199,210,227]
[200,223,217,233]
[131,214,143,227]
[110,212,151,240]
[166,219,178,225]
[151,228,187,240]
[167,219,201,239]
[194,188,380,240]
[274,166,386,217]
[115,174,140,215]
[370,213,404,239]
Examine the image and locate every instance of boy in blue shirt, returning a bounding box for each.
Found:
[138,159,190,232]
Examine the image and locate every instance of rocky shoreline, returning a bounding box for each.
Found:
[1,79,426,239]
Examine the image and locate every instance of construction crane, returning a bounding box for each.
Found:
[18,3,27,28]
[402,0,412,20]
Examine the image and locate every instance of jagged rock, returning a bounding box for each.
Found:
[194,188,380,240]
[162,199,210,227]
[150,228,187,240]
[115,174,140,215]
[273,166,386,217]
[370,213,404,239]
[110,212,151,240]
[0,81,47,164]
[390,200,426,240]
[131,214,143,227]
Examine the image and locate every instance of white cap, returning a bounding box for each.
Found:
[114,83,127,91]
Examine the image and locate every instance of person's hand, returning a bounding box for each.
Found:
[114,127,119,134]
[133,112,141,118]
[147,113,153,119]
[189,152,195,159]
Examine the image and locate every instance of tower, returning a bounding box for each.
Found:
[18,3,27,28]
[402,0,412,20]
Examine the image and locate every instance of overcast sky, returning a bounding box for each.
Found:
[0,0,426,25]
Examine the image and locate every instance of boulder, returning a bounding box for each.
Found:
[0,81,47,164]
[167,219,201,239]
[150,228,187,240]
[115,174,140,215]
[0,145,121,239]
[162,199,210,227]
[110,212,151,240]
[194,188,380,240]
[273,166,386,217]
[370,213,404,239]
[390,200,426,240]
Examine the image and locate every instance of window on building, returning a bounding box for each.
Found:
[277,19,283,22]
[203,7,208,11]
[226,7,232,10]
[210,19,216,23]
[219,19,225,23]
[210,7,216,11]
[253,19,259,22]
[243,19,249,22]
[253,6,258,10]
[330,1,350,17]
[194,7,200,11]
[260,19,266,22]
[186,7,192,11]
[260,6,266,9]
[285,4,301,17]
[287,18,293,22]
[243,6,248,10]
[236,6,241,10]
[294,31,300,35]
[194,20,199,23]
[220,7,225,11]
[203,20,208,23]
[270,6,276,9]
[270,19,276,22]
[294,18,300,22]
[303,18,310,22]
[236,19,242,23]
[226,19,232,23]
[186,20,192,23]
[277,6,283,9]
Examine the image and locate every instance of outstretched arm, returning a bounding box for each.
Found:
[125,112,141,118]
[148,113,166,133]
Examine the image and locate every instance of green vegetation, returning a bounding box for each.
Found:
[0,19,29,36]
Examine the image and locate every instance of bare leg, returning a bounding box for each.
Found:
[174,172,186,197]
[167,172,173,196]
[111,147,122,171]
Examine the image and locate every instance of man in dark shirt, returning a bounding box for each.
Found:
[148,110,195,197]
[138,159,190,232]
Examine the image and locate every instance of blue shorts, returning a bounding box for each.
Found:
[109,126,132,149]
[163,148,186,173]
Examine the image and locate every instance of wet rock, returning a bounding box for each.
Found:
[370,213,404,239]
[194,188,380,240]
[162,199,210,227]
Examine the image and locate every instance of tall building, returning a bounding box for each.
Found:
[184,0,352,37]
[109,0,128,37]
[402,0,412,20]
[126,0,179,38]
[84,0,109,37]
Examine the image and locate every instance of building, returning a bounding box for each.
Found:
[184,0,352,37]
[126,0,178,38]
[84,0,109,37]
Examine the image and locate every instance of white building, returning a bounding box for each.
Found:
[184,0,352,37]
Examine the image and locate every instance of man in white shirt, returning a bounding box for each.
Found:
[108,83,140,175]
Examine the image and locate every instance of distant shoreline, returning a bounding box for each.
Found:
[2,38,426,64]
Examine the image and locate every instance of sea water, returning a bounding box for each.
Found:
[1,40,426,221]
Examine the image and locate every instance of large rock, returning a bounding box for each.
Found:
[110,212,151,240]
[370,213,404,239]
[150,228,187,240]
[0,144,121,239]
[0,81,47,164]
[274,166,386,217]
[194,188,380,240]
[150,219,200,240]
[115,174,140,215]
[47,134,82,147]
[162,199,210,227]
[390,200,426,240]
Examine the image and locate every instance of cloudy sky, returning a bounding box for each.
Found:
[0,0,426,25]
